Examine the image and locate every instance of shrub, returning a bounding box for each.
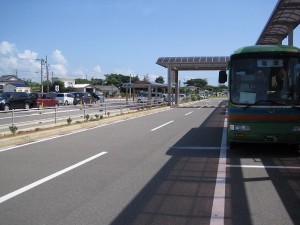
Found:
[67,117,72,125]
[9,125,18,134]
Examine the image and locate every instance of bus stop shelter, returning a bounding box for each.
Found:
[123,80,168,102]
[156,56,229,106]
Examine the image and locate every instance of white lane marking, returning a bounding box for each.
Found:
[210,118,227,225]
[185,111,193,116]
[151,120,174,131]
[172,146,220,150]
[0,151,107,204]
[227,165,300,170]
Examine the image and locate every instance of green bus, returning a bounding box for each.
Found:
[219,45,300,148]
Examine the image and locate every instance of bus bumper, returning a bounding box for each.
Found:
[228,122,300,144]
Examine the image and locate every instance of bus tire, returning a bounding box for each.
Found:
[287,144,299,151]
[229,141,237,149]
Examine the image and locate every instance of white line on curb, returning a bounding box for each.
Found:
[210,118,227,225]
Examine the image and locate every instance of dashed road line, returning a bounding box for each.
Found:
[151,120,174,131]
[0,151,107,204]
[184,111,193,116]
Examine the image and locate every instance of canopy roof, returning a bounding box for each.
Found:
[156,56,229,71]
[256,0,300,45]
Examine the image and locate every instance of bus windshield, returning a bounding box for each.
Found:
[230,57,300,106]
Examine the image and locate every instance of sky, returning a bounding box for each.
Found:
[0,0,299,86]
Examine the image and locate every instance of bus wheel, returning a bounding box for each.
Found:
[229,141,237,149]
[287,144,299,151]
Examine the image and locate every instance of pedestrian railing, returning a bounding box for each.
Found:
[0,100,168,136]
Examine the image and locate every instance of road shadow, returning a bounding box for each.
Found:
[110,101,234,225]
[227,143,300,225]
[111,97,300,225]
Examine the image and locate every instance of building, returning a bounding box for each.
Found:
[0,75,27,92]
[3,83,31,92]
[72,84,95,92]
[94,85,120,97]
[52,77,75,88]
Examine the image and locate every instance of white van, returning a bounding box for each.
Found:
[55,93,75,105]
[163,93,185,102]
[137,92,163,104]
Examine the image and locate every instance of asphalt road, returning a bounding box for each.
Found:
[0,98,299,225]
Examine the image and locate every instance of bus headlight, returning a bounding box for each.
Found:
[292,126,300,132]
[230,125,250,131]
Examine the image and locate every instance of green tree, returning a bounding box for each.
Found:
[185,78,208,89]
[130,75,139,83]
[52,80,65,92]
[143,74,150,82]
[155,76,164,84]
[91,77,104,85]
[75,78,91,84]
[104,74,123,88]
[43,80,52,92]
[104,74,140,88]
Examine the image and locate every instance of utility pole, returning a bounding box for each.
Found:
[36,58,45,93]
[129,74,131,99]
[46,56,49,93]
[40,59,44,93]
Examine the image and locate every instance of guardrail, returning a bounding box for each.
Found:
[0,100,168,136]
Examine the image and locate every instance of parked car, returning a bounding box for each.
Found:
[29,93,59,108]
[55,93,74,105]
[0,92,30,111]
[91,92,105,103]
[137,92,163,104]
[163,93,186,102]
[73,92,95,105]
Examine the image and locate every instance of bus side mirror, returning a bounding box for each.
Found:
[219,70,227,83]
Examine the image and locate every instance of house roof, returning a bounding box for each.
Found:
[6,83,28,87]
[72,84,94,88]
[122,81,167,89]
[94,85,119,91]
[0,75,25,83]
[53,77,75,82]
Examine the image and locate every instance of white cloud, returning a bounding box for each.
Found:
[0,41,16,54]
[0,41,41,80]
[147,73,159,82]
[52,49,67,65]
[93,65,102,74]
[51,64,68,76]
[18,49,38,62]
[113,67,135,75]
